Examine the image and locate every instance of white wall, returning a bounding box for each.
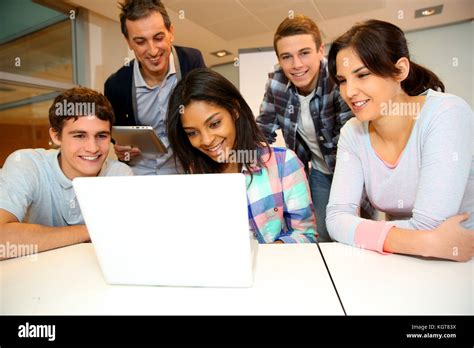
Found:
[83,11,130,92]
[238,49,277,117]
[238,49,286,146]
[406,20,473,107]
[211,62,239,88]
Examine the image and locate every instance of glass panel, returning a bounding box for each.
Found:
[0,0,67,43]
[0,81,58,104]
[0,20,73,83]
[0,2,75,167]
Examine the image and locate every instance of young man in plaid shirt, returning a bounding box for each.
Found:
[256,15,353,242]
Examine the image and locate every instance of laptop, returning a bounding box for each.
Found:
[72,173,257,288]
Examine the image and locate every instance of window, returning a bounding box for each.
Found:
[0,0,76,166]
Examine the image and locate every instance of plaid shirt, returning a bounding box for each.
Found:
[244,147,317,243]
[256,59,353,173]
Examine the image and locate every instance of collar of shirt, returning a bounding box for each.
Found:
[297,88,316,101]
[52,150,74,189]
[284,58,328,99]
[240,147,272,174]
[133,52,176,89]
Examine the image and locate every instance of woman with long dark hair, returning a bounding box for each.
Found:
[167,68,317,243]
[326,19,473,261]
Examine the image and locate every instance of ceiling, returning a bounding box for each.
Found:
[39,0,474,66]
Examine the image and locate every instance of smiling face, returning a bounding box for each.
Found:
[276,34,325,96]
[181,101,237,169]
[49,116,111,180]
[125,11,174,84]
[335,48,403,122]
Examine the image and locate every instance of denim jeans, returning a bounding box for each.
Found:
[309,168,333,242]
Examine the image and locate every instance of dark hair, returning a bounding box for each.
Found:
[274,14,322,56]
[328,19,444,96]
[49,87,115,135]
[167,68,270,175]
[119,0,172,38]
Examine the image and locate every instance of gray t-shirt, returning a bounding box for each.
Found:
[0,149,133,226]
[327,89,473,249]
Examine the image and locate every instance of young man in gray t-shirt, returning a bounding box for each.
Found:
[0,87,132,260]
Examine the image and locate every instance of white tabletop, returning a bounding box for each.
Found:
[0,243,343,315]
[319,243,473,315]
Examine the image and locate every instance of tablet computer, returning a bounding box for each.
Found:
[112,126,167,155]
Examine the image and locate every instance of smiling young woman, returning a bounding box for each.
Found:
[167,68,317,244]
[326,19,473,262]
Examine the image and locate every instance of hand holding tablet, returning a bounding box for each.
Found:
[114,143,141,162]
[112,126,168,160]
